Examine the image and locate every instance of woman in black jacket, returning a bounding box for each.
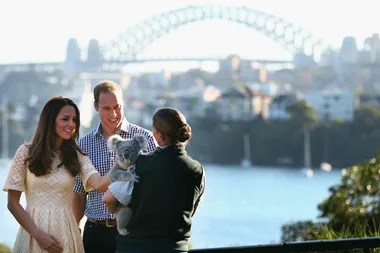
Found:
[103,107,206,253]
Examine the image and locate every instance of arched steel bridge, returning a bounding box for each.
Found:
[0,5,333,74]
[102,4,333,65]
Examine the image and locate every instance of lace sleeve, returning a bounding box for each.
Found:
[78,152,98,192]
[2,144,29,192]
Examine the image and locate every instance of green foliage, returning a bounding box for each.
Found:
[187,68,211,83]
[187,103,380,168]
[281,220,325,242]
[286,100,319,131]
[282,153,380,243]
[315,221,380,240]
[0,243,11,253]
[4,101,380,169]
[282,219,380,243]
[318,155,380,231]
[353,106,380,138]
[0,70,70,102]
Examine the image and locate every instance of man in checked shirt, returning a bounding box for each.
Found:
[72,80,156,253]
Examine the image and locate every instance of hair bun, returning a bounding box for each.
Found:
[176,123,192,143]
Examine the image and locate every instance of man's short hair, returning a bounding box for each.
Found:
[93,80,122,105]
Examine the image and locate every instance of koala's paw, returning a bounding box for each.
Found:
[129,165,136,173]
[118,228,130,236]
[131,173,140,183]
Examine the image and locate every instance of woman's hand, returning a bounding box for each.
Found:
[102,189,119,213]
[35,230,63,253]
[7,190,63,253]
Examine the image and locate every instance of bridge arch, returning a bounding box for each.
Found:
[102,5,332,62]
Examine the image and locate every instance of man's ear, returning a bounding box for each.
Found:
[94,102,99,112]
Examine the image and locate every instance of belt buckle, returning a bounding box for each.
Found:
[106,219,114,227]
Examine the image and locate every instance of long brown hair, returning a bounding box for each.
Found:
[26,96,85,177]
[152,108,192,146]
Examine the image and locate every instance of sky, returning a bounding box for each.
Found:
[0,0,379,70]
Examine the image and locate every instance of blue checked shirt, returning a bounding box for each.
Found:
[73,119,157,220]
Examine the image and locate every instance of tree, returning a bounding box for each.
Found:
[318,155,380,231]
[282,153,380,242]
[353,106,380,137]
[0,243,11,253]
[0,70,69,104]
[286,100,319,168]
[286,100,319,131]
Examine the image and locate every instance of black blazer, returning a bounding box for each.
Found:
[116,144,205,252]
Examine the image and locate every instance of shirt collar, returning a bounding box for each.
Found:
[154,144,186,155]
[93,118,130,137]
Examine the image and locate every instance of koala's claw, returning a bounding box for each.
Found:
[118,228,130,236]
[132,173,140,183]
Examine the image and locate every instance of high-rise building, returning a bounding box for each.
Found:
[86,39,103,69]
[339,36,358,64]
[363,33,380,63]
[65,38,81,63]
[64,38,82,77]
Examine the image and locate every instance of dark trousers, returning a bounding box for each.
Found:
[83,220,119,253]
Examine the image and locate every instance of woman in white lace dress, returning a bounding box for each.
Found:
[2,96,112,253]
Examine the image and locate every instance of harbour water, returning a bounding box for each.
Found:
[0,160,341,249]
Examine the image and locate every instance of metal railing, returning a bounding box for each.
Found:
[190,237,380,253]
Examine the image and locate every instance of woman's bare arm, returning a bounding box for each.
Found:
[87,171,111,192]
[71,192,86,224]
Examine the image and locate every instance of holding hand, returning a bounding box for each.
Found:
[35,230,63,253]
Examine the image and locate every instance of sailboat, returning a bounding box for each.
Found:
[240,133,252,168]
[301,129,313,177]
[320,162,332,172]
[320,127,332,172]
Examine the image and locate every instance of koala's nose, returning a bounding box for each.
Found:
[123,150,130,158]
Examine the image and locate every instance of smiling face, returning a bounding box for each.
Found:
[95,91,124,138]
[55,105,77,148]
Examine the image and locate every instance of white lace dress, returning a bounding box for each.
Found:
[2,144,98,253]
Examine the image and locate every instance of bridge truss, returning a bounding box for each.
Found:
[101,4,333,66]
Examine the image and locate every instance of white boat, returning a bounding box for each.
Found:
[240,159,252,168]
[240,134,252,168]
[301,167,313,177]
[320,162,332,172]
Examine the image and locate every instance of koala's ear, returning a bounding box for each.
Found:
[133,135,148,149]
[107,134,124,151]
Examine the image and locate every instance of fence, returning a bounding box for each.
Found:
[190,237,380,253]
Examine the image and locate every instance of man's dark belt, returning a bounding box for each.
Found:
[88,218,117,227]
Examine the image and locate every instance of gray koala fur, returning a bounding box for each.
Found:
[107,134,148,235]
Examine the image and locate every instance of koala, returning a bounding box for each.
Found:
[107,134,148,235]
